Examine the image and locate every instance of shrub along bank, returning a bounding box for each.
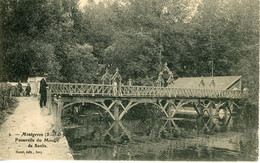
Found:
[0,83,18,124]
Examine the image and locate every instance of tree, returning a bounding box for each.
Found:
[1,0,64,81]
[225,0,259,104]
[103,32,160,85]
[62,43,98,83]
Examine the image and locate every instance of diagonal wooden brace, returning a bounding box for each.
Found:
[158,101,170,118]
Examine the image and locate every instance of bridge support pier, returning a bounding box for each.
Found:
[114,103,119,121]
[167,102,174,119]
[114,121,119,137]
[53,96,63,132]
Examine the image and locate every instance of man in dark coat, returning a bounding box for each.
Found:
[39,73,48,108]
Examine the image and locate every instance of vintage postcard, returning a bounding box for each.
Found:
[0,0,258,161]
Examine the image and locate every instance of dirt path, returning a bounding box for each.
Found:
[0,97,73,160]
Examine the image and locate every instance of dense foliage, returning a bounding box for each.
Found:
[0,0,258,104]
[0,83,18,123]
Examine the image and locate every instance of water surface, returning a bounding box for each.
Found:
[63,108,258,161]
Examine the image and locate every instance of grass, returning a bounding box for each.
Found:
[0,97,19,124]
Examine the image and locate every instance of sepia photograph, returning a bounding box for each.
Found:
[0,0,258,161]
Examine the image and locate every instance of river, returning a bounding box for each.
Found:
[62,106,258,161]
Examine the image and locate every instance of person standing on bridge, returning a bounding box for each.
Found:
[39,73,48,108]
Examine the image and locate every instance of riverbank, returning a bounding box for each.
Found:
[0,98,18,124]
[0,97,73,160]
[0,82,19,124]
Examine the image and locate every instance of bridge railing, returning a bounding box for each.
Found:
[48,82,243,99]
[120,85,242,99]
[48,83,113,96]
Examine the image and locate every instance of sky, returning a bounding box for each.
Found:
[79,0,106,9]
[78,0,201,22]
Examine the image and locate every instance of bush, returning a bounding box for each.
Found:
[0,83,18,124]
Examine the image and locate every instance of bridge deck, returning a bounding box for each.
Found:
[48,83,243,99]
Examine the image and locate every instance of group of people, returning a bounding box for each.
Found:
[17,81,31,96]
[16,73,48,108]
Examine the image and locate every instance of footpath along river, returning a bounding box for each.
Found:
[0,97,73,160]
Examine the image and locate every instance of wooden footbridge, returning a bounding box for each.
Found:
[46,63,247,128]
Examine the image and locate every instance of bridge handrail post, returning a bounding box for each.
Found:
[68,83,72,95]
[130,86,133,96]
[127,85,130,96]
[156,87,159,97]
[131,85,134,96]
[119,83,122,97]
[91,84,95,96]
[102,83,104,96]
[122,85,126,96]
[151,85,154,97]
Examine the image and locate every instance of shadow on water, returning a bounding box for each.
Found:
[62,105,258,161]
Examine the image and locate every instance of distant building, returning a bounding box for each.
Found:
[169,76,242,91]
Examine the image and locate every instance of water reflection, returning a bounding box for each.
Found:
[63,113,257,161]
[196,114,232,134]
